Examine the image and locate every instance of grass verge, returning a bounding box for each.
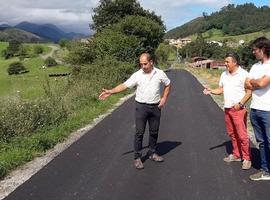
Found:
[0,93,129,179]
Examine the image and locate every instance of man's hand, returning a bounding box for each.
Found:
[203,87,211,95]
[99,88,112,100]
[233,103,241,111]
[158,97,166,109]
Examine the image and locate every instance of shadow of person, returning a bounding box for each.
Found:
[122,141,182,160]
[156,141,182,156]
[210,141,261,170]
[141,141,182,162]
[209,140,233,155]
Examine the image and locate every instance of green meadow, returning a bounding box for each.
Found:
[190,29,270,44]
[0,42,70,99]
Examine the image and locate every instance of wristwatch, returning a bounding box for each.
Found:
[238,102,245,108]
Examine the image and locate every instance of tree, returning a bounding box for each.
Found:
[7,62,26,75]
[45,57,57,67]
[59,39,69,48]
[33,45,44,54]
[93,27,142,63]
[155,43,171,64]
[91,0,164,32]
[114,15,165,54]
[67,40,96,65]
[6,40,22,57]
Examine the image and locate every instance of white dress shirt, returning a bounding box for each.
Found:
[219,67,248,108]
[124,67,170,104]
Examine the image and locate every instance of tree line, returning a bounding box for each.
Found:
[165,3,270,39]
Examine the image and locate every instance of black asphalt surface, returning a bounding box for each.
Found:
[4,69,270,200]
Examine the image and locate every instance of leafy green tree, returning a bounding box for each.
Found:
[7,62,26,75]
[59,39,69,48]
[237,44,256,69]
[114,15,165,54]
[155,43,173,64]
[6,40,22,57]
[93,27,142,63]
[33,45,44,54]
[91,0,164,32]
[67,40,96,65]
[45,57,57,67]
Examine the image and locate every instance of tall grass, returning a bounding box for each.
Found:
[0,56,135,179]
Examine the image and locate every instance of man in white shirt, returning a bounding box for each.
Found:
[99,53,171,169]
[204,52,252,170]
[245,37,270,181]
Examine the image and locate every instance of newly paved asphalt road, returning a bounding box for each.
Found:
[4,69,270,200]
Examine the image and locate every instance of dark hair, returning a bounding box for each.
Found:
[250,37,270,57]
[225,52,240,65]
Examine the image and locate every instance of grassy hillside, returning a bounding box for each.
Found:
[0,28,46,43]
[190,29,270,44]
[0,42,70,99]
[165,3,270,39]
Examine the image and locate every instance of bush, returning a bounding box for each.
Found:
[70,56,135,104]
[67,40,96,65]
[0,96,68,142]
[93,28,142,63]
[33,45,44,54]
[45,57,57,67]
[7,62,26,75]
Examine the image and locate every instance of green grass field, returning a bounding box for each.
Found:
[0,42,71,99]
[190,29,270,44]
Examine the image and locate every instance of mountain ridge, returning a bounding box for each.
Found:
[0,21,88,42]
[165,3,270,39]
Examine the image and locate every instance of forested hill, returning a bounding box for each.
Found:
[164,3,270,39]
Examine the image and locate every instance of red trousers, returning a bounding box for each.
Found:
[224,108,251,161]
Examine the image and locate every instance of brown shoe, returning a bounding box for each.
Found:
[223,154,241,162]
[149,153,164,162]
[242,160,251,170]
[134,158,144,169]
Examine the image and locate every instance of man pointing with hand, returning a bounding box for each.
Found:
[99,53,171,169]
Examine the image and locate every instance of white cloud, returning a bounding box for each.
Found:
[0,0,99,34]
[0,0,234,34]
[139,0,232,30]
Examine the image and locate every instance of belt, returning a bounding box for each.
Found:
[136,101,159,105]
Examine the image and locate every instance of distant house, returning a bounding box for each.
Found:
[166,37,192,48]
[189,57,226,69]
[208,40,223,47]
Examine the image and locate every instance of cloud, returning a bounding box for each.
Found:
[0,0,99,34]
[139,0,232,30]
[0,0,234,34]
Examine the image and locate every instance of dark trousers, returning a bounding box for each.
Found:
[134,102,161,159]
[250,109,270,173]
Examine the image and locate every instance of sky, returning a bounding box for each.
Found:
[0,0,269,35]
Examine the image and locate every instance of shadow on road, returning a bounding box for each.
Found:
[209,141,261,170]
[209,140,232,154]
[122,141,182,157]
[156,141,182,156]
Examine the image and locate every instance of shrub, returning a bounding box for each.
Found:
[45,57,57,67]
[33,45,44,54]
[69,56,135,104]
[0,96,68,142]
[67,40,96,65]
[93,28,142,63]
[7,62,26,75]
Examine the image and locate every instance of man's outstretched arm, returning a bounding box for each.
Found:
[99,83,128,100]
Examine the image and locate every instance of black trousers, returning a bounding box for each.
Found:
[134,101,161,159]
